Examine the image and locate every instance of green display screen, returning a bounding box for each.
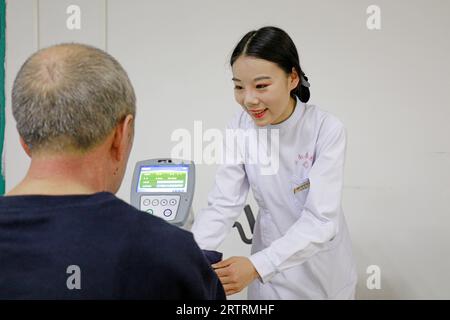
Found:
[138,165,188,193]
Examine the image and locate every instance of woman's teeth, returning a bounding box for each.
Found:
[252,108,268,118]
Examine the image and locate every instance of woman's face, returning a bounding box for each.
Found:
[232,56,299,127]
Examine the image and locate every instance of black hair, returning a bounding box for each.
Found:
[230,26,310,103]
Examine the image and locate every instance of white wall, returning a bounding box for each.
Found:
[5,0,450,299]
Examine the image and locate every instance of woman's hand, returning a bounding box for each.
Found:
[212,256,260,296]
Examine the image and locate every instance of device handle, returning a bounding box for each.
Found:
[233,204,255,245]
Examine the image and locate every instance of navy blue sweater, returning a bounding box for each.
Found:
[0,192,225,300]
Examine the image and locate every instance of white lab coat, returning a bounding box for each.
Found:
[192,98,357,299]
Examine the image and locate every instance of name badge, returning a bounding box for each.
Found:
[293,179,310,194]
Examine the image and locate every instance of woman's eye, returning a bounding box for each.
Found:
[234,86,243,90]
[256,84,269,89]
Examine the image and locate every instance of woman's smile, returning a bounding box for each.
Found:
[249,108,269,119]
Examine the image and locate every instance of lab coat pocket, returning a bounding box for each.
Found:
[291,176,310,209]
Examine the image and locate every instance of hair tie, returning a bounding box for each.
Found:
[301,75,310,88]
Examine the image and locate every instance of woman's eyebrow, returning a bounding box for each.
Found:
[254,76,271,81]
[232,76,272,82]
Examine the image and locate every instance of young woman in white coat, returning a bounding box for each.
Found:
[192,26,357,299]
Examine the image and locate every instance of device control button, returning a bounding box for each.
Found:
[152,199,159,206]
[146,209,154,214]
[143,199,150,206]
[163,209,172,217]
[169,199,177,205]
[161,199,168,206]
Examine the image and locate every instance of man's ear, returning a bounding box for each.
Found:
[111,114,134,162]
[289,67,300,91]
[19,137,32,158]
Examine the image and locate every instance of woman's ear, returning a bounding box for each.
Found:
[289,67,300,91]
[19,137,32,158]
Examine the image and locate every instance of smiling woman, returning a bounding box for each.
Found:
[191,26,357,300]
[0,0,5,195]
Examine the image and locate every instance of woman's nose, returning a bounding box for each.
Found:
[244,90,259,106]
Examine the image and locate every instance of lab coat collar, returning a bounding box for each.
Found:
[266,96,305,131]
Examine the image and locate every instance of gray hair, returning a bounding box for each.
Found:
[12,43,136,153]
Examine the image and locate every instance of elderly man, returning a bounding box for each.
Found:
[0,43,224,299]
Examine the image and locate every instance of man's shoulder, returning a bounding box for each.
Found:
[103,194,196,244]
[0,192,190,241]
[102,195,198,250]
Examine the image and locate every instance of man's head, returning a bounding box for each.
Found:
[12,43,136,193]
